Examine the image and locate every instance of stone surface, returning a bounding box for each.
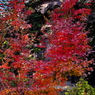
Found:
[35,0,63,14]
[55,81,76,90]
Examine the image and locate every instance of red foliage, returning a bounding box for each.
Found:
[0,0,93,94]
[44,0,92,79]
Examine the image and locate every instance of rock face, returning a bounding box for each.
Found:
[35,0,64,14]
[34,0,91,14]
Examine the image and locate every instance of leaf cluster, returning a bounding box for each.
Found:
[65,78,95,95]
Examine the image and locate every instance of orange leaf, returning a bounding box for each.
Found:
[0,63,10,69]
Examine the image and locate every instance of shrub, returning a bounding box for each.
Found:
[0,0,93,94]
[65,78,95,95]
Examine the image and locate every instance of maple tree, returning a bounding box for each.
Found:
[0,0,93,95]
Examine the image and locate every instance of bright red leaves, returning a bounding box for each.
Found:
[0,0,93,94]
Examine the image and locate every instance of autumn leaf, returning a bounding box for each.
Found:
[0,63,10,69]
